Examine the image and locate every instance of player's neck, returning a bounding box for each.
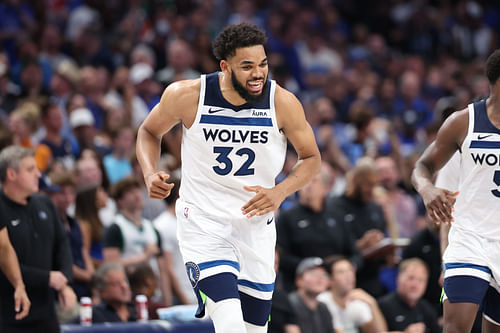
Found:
[487,94,500,112]
[485,95,500,129]
[219,72,247,106]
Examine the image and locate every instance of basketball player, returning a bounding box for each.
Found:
[136,23,321,333]
[412,49,500,333]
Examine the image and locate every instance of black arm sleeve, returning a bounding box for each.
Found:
[153,227,163,258]
[103,224,124,251]
[51,203,73,282]
[19,265,50,288]
[342,220,364,269]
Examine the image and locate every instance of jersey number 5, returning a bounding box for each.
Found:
[213,146,255,176]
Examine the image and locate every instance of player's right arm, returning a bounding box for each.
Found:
[411,109,467,224]
[136,79,199,199]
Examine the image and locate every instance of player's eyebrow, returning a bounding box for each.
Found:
[239,58,268,65]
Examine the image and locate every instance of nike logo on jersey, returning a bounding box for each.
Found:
[11,219,20,227]
[478,134,493,140]
[267,217,274,225]
[208,107,226,114]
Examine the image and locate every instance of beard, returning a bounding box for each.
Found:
[230,70,268,104]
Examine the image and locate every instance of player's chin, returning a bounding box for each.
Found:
[246,84,263,95]
[246,89,263,97]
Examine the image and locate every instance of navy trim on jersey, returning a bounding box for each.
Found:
[445,262,492,274]
[200,114,273,127]
[473,99,500,134]
[198,259,241,272]
[204,72,271,110]
[239,291,272,326]
[470,141,500,149]
[238,279,275,292]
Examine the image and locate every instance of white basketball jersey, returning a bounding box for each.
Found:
[179,72,287,218]
[453,99,500,240]
[113,214,160,275]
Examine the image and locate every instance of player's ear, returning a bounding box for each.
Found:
[220,59,229,73]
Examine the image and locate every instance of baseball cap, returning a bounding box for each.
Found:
[69,108,95,128]
[130,63,153,85]
[39,173,61,193]
[296,257,327,276]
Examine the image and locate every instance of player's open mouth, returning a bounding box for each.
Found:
[247,80,263,93]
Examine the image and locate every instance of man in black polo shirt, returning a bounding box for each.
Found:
[0,146,75,333]
[378,258,440,333]
[277,163,362,292]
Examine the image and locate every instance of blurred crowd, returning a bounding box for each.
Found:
[0,0,498,331]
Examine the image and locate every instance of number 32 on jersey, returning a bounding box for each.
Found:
[212,146,255,176]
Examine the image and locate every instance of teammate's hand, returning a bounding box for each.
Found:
[421,185,459,225]
[241,186,285,218]
[145,171,175,199]
[13,284,30,320]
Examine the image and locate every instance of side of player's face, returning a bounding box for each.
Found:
[228,45,269,103]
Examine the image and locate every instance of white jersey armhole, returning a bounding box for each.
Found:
[184,74,206,133]
[269,80,281,135]
[462,103,475,152]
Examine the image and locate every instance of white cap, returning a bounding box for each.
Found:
[70,108,95,128]
[130,63,153,85]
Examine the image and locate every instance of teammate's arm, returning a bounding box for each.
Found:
[0,228,30,320]
[242,86,321,217]
[136,80,199,199]
[412,110,467,224]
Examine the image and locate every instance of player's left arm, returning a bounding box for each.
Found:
[242,86,321,217]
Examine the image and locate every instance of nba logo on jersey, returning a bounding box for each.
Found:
[184,207,189,219]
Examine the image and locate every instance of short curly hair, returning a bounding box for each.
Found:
[486,49,500,85]
[212,23,267,61]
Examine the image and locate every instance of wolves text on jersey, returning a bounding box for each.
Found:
[203,128,269,144]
